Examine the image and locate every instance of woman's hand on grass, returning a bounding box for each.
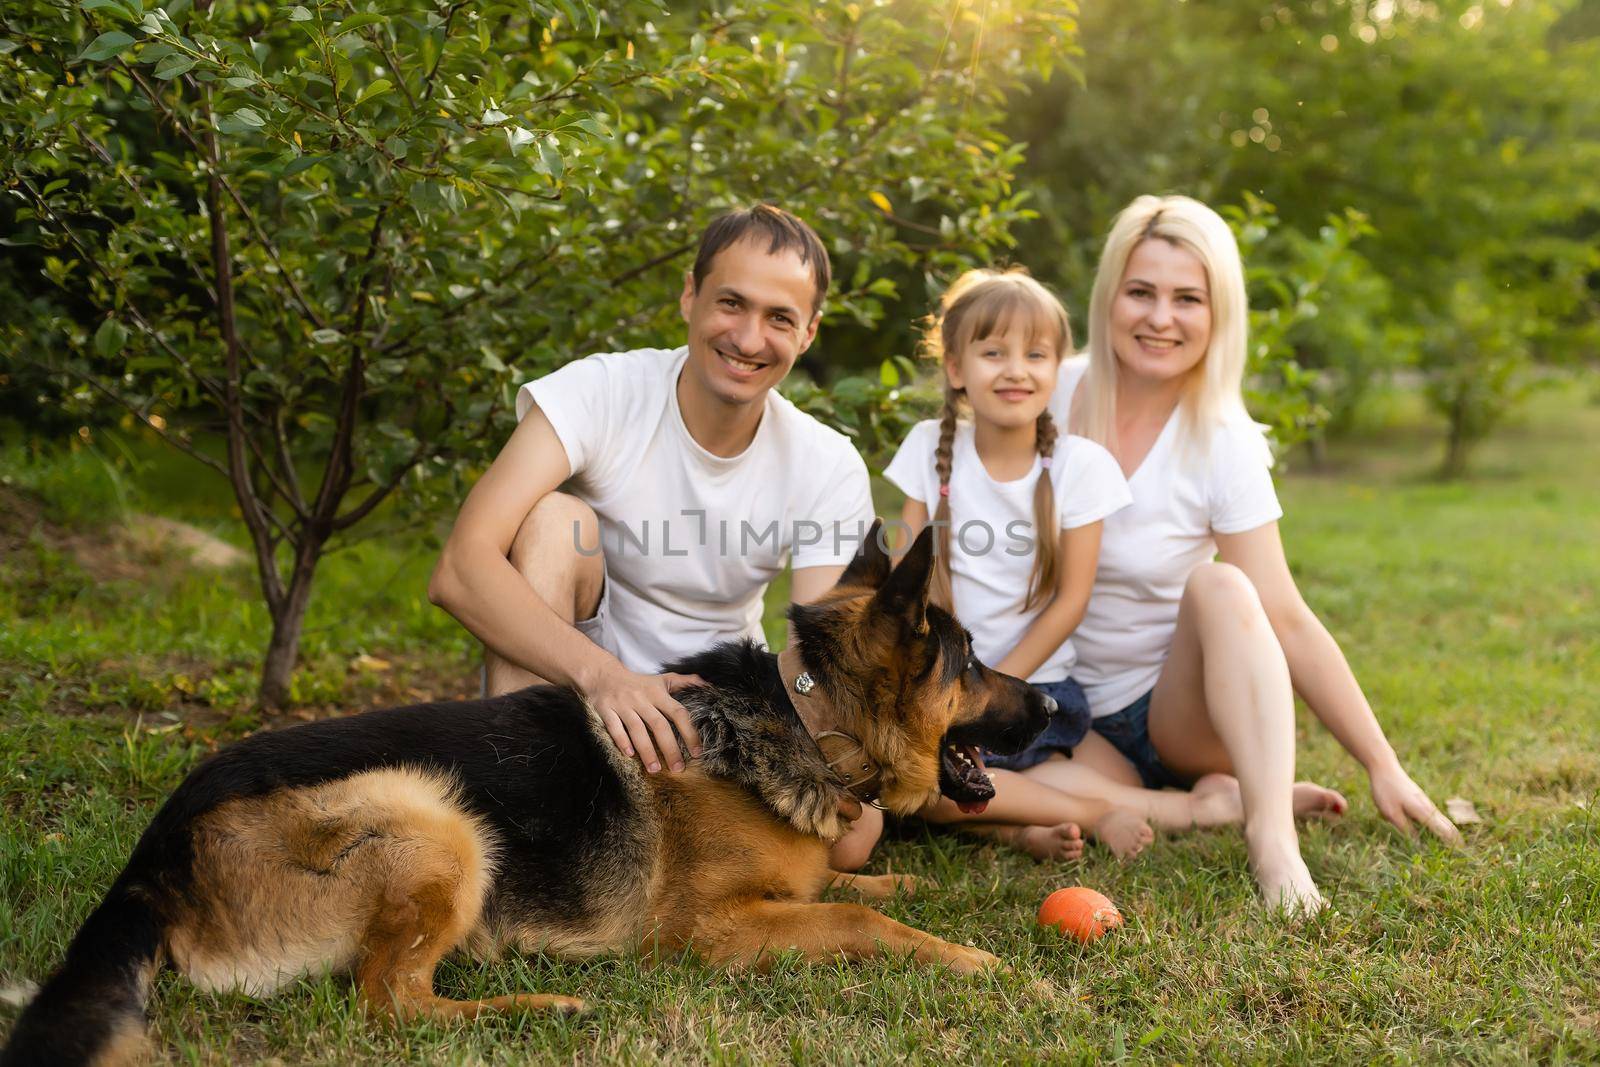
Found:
[584,665,704,773]
[1370,764,1463,845]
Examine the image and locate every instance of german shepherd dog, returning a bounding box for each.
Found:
[2,524,1051,1066]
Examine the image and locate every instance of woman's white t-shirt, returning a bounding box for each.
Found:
[883,418,1131,684]
[517,347,874,673]
[1047,355,1284,716]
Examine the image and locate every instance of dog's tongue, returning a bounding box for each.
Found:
[956,799,990,814]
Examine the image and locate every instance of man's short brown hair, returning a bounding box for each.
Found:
[691,204,831,319]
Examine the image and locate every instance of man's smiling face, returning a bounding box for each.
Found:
[678,236,820,411]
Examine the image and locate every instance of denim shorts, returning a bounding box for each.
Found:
[1089,689,1187,790]
[983,678,1093,772]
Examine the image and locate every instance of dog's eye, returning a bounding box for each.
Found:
[965,655,981,679]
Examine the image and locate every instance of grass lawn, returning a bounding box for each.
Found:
[2,384,1597,1063]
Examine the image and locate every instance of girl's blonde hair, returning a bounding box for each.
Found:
[1079,195,1250,452]
[919,267,1071,613]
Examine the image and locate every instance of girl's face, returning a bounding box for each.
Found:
[1109,238,1212,387]
[946,323,1059,432]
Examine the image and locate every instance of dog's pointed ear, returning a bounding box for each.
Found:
[872,524,934,631]
[835,518,892,590]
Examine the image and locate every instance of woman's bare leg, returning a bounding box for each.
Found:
[1145,562,1324,913]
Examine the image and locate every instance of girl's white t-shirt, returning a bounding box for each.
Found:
[883,418,1132,684]
[1047,355,1284,715]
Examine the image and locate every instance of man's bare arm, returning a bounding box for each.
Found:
[427,406,700,771]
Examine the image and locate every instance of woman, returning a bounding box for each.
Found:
[1038,194,1461,912]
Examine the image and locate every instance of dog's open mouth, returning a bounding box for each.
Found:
[939,743,993,814]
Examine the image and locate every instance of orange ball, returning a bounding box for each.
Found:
[1037,887,1123,942]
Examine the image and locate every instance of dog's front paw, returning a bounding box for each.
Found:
[834,871,926,899]
[942,943,1004,975]
[881,872,924,897]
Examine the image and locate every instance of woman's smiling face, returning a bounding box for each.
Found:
[1109,238,1213,386]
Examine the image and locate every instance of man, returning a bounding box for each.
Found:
[429,205,874,776]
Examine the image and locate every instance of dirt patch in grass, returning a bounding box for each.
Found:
[5,648,482,730]
[0,485,244,586]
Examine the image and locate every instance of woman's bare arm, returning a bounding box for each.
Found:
[1216,523,1461,843]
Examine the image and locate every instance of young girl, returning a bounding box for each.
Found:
[829,268,1243,872]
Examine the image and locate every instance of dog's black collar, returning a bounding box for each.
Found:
[776,647,884,807]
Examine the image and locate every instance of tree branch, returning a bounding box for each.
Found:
[123,64,332,333]
[311,204,389,528]
[202,91,287,611]
[608,240,697,288]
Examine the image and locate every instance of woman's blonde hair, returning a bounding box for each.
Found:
[919,267,1071,613]
[1079,195,1250,451]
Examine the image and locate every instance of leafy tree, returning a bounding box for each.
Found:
[0,0,1078,707]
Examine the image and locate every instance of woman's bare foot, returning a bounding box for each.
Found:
[1246,825,1326,915]
[1293,780,1348,819]
[1092,809,1155,860]
[1004,822,1085,862]
[1188,773,1244,827]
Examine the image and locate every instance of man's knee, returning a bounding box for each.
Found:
[509,492,599,568]
[507,492,604,621]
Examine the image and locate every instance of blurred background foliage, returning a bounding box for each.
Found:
[1007,0,1600,470]
[3,0,1599,701]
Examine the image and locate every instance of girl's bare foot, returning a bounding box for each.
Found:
[1092,809,1155,860]
[1293,780,1348,819]
[1246,825,1326,915]
[1006,822,1085,862]
[1188,773,1244,827]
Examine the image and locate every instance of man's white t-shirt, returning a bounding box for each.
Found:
[1047,355,1283,715]
[882,418,1132,684]
[518,347,874,673]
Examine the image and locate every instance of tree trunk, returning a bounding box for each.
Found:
[1305,430,1329,471]
[257,541,324,710]
[1440,389,1473,479]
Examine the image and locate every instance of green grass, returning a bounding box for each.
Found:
[3,386,1598,1063]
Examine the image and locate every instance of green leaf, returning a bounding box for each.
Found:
[336,12,384,33]
[231,106,265,127]
[289,5,312,21]
[93,317,129,358]
[537,136,564,181]
[355,78,390,106]
[0,39,19,56]
[153,53,195,79]
[80,30,135,62]
[80,0,134,17]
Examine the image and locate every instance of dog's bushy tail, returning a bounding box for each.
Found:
[1,875,164,1067]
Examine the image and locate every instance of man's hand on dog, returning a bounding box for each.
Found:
[582,665,704,773]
